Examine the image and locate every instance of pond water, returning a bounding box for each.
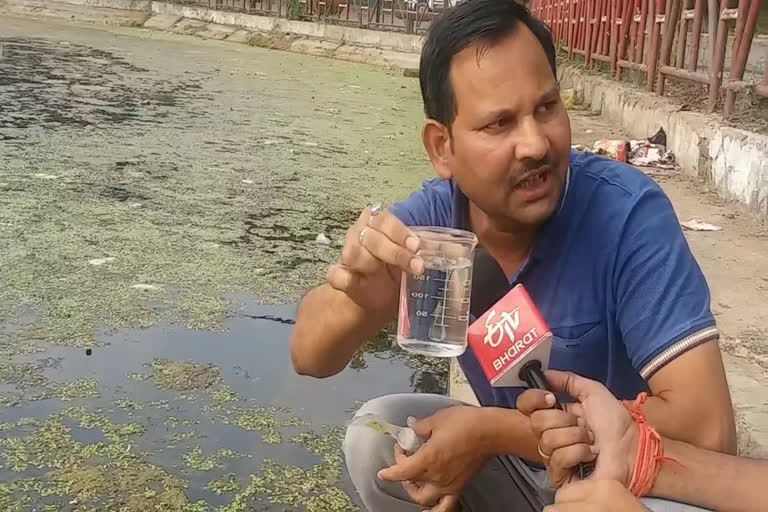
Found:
[0,17,440,510]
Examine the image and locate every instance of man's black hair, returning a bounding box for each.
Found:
[419,0,557,127]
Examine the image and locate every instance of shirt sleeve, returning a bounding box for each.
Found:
[388,178,454,227]
[614,184,719,380]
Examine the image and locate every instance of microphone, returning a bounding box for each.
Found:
[469,248,511,318]
[467,278,592,479]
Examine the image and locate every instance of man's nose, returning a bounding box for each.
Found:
[514,117,549,162]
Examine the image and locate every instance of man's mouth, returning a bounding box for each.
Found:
[515,171,549,190]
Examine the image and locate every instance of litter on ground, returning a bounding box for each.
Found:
[681,219,722,232]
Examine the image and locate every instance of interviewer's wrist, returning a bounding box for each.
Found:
[621,422,640,488]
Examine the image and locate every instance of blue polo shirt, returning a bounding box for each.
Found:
[391,150,719,408]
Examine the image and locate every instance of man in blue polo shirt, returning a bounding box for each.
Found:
[290,0,736,509]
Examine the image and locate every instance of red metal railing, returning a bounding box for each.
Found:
[530,0,766,114]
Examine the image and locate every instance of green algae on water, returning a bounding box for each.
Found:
[210,385,239,403]
[183,446,243,472]
[169,430,199,443]
[228,406,306,444]
[206,473,240,495]
[53,378,100,401]
[219,426,355,512]
[150,358,222,391]
[1,23,433,510]
[0,409,199,511]
[113,398,144,411]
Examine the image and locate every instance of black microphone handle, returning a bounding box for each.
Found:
[518,360,593,480]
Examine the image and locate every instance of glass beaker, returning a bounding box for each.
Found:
[396,227,478,357]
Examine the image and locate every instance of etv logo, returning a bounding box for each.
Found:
[483,308,520,348]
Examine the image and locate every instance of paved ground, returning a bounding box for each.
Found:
[0,11,767,511]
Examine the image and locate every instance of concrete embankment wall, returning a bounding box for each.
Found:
[559,67,768,216]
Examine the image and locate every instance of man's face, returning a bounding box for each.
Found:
[439,27,571,229]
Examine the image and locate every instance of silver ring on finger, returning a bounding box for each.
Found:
[369,202,384,218]
[358,227,369,248]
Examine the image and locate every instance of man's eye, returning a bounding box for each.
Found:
[537,101,558,113]
[485,119,507,131]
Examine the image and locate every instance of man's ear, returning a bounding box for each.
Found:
[422,119,454,180]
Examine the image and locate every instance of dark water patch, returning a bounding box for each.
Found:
[0,304,446,509]
[0,38,206,132]
[242,314,296,325]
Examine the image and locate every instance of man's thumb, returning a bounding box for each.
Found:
[407,415,432,438]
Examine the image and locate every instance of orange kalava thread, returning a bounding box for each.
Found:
[623,392,684,497]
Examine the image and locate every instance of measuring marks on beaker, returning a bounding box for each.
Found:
[406,258,472,343]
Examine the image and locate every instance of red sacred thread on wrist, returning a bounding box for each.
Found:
[623,392,683,497]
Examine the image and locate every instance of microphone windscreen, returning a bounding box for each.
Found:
[470,248,511,319]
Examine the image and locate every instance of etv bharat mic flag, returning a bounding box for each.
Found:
[467,284,553,387]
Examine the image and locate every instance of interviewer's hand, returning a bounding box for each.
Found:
[544,480,648,512]
[327,206,422,311]
[517,370,638,488]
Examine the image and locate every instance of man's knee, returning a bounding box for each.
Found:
[343,395,408,506]
[343,394,425,475]
[343,393,459,507]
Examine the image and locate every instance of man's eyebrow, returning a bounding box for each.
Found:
[540,85,561,102]
[481,85,561,122]
[483,107,517,122]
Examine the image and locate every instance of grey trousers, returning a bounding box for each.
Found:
[343,393,711,512]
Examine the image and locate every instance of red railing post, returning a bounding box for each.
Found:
[568,0,577,58]
[687,0,704,71]
[586,0,595,66]
[724,0,762,115]
[615,0,634,78]
[731,0,749,64]
[636,0,649,66]
[675,0,690,69]
[647,0,664,90]
[708,0,732,111]
[609,0,619,73]
[656,0,682,95]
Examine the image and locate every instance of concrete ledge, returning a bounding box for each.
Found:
[449,359,479,406]
[150,1,423,53]
[560,65,768,216]
[225,28,253,44]
[1,0,150,25]
[709,128,768,212]
[143,12,180,30]
[331,44,419,69]
[68,0,152,9]
[168,17,236,39]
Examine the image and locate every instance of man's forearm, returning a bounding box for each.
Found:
[650,438,767,512]
[639,395,737,454]
[642,341,737,454]
[290,284,394,377]
[476,407,543,463]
